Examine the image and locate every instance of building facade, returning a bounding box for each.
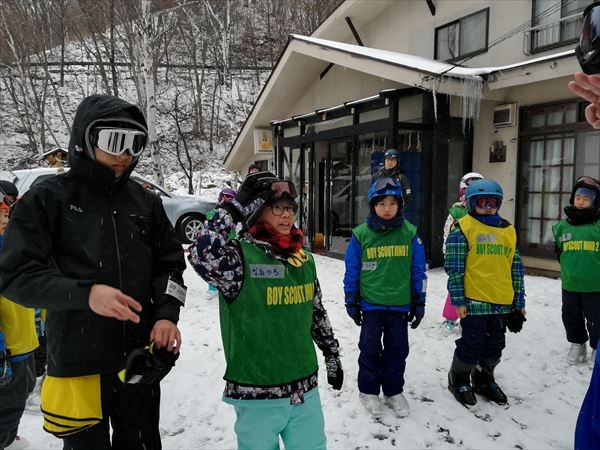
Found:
[224,0,597,272]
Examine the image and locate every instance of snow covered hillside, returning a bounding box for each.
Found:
[19,256,588,449]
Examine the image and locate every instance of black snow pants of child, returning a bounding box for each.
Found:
[358,309,409,397]
[455,314,506,365]
[0,355,35,449]
[562,289,600,350]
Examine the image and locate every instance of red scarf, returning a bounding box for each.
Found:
[248,222,304,256]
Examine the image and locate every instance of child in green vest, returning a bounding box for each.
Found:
[445,179,526,407]
[441,172,484,332]
[188,172,343,450]
[553,176,600,365]
[343,177,427,419]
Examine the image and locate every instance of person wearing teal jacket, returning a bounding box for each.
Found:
[553,176,600,365]
[188,172,343,450]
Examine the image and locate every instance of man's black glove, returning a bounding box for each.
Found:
[325,354,343,390]
[219,171,279,222]
[345,295,361,326]
[408,293,425,329]
[505,309,526,333]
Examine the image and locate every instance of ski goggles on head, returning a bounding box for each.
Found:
[270,180,297,199]
[576,175,600,189]
[475,197,499,209]
[577,2,600,74]
[93,128,147,157]
[374,177,399,191]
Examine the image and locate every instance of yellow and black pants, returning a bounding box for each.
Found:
[61,373,161,450]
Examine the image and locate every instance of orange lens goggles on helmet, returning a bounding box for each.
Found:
[475,197,499,209]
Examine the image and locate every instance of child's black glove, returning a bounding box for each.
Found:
[118,343,179,385]
[219,172,279,222]
[408,293,425,329]
[325,354,343,390]
[505,309,526,333]
[345,295,361,326]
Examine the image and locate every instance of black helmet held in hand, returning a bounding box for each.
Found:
[576,2,600,74]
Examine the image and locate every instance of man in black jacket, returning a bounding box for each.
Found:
[0,95,186,449]
[372,148,412,205]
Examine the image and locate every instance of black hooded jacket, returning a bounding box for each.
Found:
[0,95,186,377]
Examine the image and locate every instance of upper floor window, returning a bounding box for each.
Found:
[526,0,588,54]
[435,8,489,62]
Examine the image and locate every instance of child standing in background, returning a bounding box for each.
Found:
[0,186,38,450]
[553,176,600,365]
[343,177,427,419]
[205,187,237,298]
[441,172,484,332]
[445,179,525,408]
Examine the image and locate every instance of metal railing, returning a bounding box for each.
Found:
[523,12,583,55]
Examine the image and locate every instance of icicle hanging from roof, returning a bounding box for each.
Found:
[431,78,438,122]
[460,77,484,133]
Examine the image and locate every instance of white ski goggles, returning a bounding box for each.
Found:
[93,128,147,157]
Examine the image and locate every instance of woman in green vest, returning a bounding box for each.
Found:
[553,176,600,365]
[188,171,343,450]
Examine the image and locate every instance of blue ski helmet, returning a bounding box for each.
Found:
[465,179,503,212]
[368,177,403,209]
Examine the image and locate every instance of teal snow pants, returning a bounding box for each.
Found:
[228,387,326,450]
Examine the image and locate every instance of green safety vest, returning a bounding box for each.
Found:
[449,205,468,221]
[554,219,600,292]
[352,222,416,306]
[219,241,318,385]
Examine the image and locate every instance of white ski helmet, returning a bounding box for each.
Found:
[459,172,484,190]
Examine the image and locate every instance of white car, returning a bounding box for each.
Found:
[2,167,212,244]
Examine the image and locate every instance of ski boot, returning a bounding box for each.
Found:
[448,356,477,407]
[567,343,587,365]
[384,393,410,418]
[359,393,383,418]
[472,359,507,405]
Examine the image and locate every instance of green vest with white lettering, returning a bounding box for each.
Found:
[554,219,600,292]
[219,240,318,386]
[352,221,416,306]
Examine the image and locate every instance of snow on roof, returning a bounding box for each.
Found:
[291,34,575,81]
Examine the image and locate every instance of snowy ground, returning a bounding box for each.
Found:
[19,256,588,449]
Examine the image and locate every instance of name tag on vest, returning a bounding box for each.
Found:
[250,264,285,279]
[361,261,377,271]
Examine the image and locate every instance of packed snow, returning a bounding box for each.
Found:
[18,254,589,449]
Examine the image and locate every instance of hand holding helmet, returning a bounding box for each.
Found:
[219,171,292,223]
